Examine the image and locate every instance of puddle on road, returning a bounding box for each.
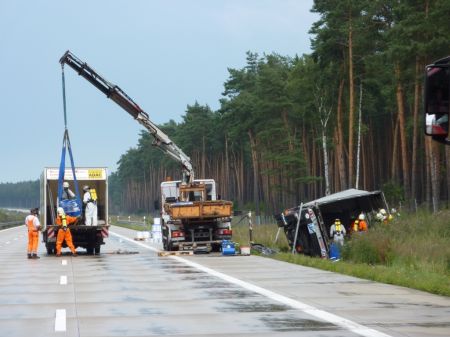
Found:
[205,289,260,299]
[219,300,290,313]
[375,301,447,309]
[122,295,145,302]
[191,281,233,289]
[139,307,164,315]
[261,315,335,331]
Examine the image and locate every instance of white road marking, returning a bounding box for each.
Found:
[62,260,68,266]
[0,226,22,233]
[6,241,10,245]
[60,275,67,285]
[110,231,392,337]
[55,309,66,331]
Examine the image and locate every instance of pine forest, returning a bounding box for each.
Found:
[83,1,450,215]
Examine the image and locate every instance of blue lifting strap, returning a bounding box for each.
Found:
[57,65,82,216]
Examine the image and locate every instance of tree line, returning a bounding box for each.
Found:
[111,0,450,215]
[3,1,450,215]
[0,180,40,209]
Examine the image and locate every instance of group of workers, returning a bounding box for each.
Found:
[329,208,394,247]
[25,181,98,259]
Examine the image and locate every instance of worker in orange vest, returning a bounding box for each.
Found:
[25,208,41,259]
[352,213,368,233]
[55,207,78,256]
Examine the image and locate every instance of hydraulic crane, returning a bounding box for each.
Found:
[59,50,233,252]
[59,50,194,184]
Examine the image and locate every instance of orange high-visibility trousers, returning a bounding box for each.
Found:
[27,231,39,254]
[56,228,76,255]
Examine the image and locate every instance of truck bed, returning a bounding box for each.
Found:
[165,200,232,219]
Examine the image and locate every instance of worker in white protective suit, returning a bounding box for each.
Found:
[83,185,98,226]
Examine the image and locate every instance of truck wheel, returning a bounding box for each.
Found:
[94,246,101,255]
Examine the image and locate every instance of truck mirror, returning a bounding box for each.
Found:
[424,60,450,144]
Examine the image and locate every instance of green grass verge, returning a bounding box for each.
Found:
[232,209,450,297]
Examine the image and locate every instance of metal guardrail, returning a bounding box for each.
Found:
[0,221,23,230]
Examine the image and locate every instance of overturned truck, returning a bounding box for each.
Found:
[274,189,388,258]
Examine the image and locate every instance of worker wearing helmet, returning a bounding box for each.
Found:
[83,185,98,226]
[329,218,346,247]
[352,213,368,232]
[62,181,75,200]
[55,207,78,256]
[25,208,41,259]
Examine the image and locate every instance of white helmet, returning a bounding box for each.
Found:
[380,208,387,215]
[83,185,90,192]
[57,207,65,216]
[358,213,365,220]
[63,181,69,188]
[376,212,383,220]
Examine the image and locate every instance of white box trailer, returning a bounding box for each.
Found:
[40,167,109,255]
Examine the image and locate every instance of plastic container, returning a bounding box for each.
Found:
[59,199,81,217]
[221,240,236,255]
[240,246,251,255]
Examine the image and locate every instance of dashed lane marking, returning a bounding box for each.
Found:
[55,309,66,331]
[110,231,393,337]
[62,260,68,266]
[60,275,67,285]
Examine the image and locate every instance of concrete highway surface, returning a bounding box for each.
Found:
[0,225,449,337]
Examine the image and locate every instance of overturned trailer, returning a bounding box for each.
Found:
[274,189,388,258]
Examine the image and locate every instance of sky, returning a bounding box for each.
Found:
[0,0,318,183]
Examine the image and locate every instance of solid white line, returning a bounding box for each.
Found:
[62,260,68,266]
[54,309,66,331]
[0,226,21,233]
[110,231,392,337]
[60,275,67,285]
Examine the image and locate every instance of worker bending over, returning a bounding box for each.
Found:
[25,208,41,259]
[55,207,78,256]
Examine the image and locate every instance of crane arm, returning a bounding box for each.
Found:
[59,50,194,183]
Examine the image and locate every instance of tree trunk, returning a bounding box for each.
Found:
[336,78,347,190]
[248,130,260,215]
[411,58,421,205]
[395,63,410,200]
[355,83,363,189]
[348,13,355,187]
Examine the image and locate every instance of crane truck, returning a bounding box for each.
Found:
[59,50,233,252]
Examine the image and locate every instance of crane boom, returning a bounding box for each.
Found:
[59,50,194,183]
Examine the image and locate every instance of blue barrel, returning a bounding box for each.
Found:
[59,199,81,217]
[221,240,236,255]
[329,243,341,260]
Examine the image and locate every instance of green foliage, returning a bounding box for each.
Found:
[232,210,450,296]
[0,180,39,209]
[382,181,405,206]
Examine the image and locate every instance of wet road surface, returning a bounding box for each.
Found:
[0,225,449,337]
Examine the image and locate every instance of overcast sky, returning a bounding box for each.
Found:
[0,0,318,183]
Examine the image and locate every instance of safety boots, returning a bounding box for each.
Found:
[27,253,32,259]
[32,254,40,259]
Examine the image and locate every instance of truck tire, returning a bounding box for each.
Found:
[94,246,101,255]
